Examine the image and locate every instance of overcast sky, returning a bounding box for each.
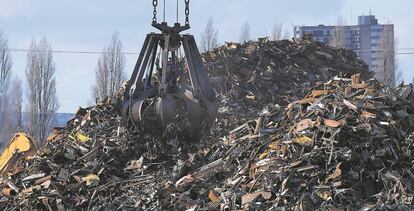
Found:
[1,0,413,112]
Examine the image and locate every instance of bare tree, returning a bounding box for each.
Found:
[0,77,23,147]
[271,24,290,41]
[0,32,12,146]
[283,31,290,40]
[10,77,23,127]
[330,17,346,48]
[91,32,126,102]
[0,32,12,119]
[0,32,12,103]
[394,56,402,85]
[0,98,12,148]
[200,17,219,53]
[239,22,250,43]
[26,37,59,145]
[271,24,283,41]
[376,25,395,87]
[393,37,402,86]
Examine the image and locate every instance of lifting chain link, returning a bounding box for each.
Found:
[152,0,189,25]
[152,0,158,23]
[185,0,190,25]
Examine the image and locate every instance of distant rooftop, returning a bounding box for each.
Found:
[300,15,382,28]
[358,15,378,25]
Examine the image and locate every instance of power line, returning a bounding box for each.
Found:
[396,48,414,50]
[8,47,414,55]
[356,48,414,52]
[395,52,414,55]
[9,48,140,55]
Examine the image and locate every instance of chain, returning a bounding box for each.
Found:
[185,0,190,25]
[153,0,189,25]
[152,0,158,23]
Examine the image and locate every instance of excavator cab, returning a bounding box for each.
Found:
[122,0,217,133]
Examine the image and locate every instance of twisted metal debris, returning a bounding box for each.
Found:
[2,37,413,210]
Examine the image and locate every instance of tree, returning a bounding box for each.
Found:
[393,37,402,86]
[283,31,291,40]
[26,37,59,146]
[271,24,290,41]
[10,77,23,127]
[0,32,12,107]
[376,25,395,87]
[91,32,126,102]
[0,32,12,122]
[239,22,250,43]
[271,24,283,41]
[200,17,219,53]
[0,99,12,148]
[394,50,402,85]
[0,77,23,147]
[0,32,12,146]
[330,17,346,48]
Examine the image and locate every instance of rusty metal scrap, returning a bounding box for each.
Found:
[188,76,414,210]
[204,34,371,132]
[1,37,414,210]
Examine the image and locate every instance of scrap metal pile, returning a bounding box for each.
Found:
[2,37,414,210]
[193,75,414,210]
[204,35,370,132]
[0,96,211,210]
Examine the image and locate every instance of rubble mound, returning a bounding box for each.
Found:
[0,99,208,210]
[2,38,414,210]
[203,35,370,131]
[210,76,414,210]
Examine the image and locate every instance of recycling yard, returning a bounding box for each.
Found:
[0,1,413,211]
[0,35,412,210]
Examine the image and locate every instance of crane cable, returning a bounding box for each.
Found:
[163,0,166,22]
[176,0,179,23]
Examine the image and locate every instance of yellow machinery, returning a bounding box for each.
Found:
[0,133,37,174]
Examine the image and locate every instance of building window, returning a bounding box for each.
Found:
[371,25,383,30]
[313,30,324,36]
[371,30,382,37]
[354,36,360,42]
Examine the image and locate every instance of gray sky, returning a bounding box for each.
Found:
[1,0,413,112]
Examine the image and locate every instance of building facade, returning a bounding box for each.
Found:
[293,15,394,84]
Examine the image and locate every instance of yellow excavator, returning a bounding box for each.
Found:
[0,133,37,175]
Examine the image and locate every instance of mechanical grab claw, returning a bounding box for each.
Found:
[122,3,217,131]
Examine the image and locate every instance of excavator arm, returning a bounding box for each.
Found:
[0,133,37,174]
